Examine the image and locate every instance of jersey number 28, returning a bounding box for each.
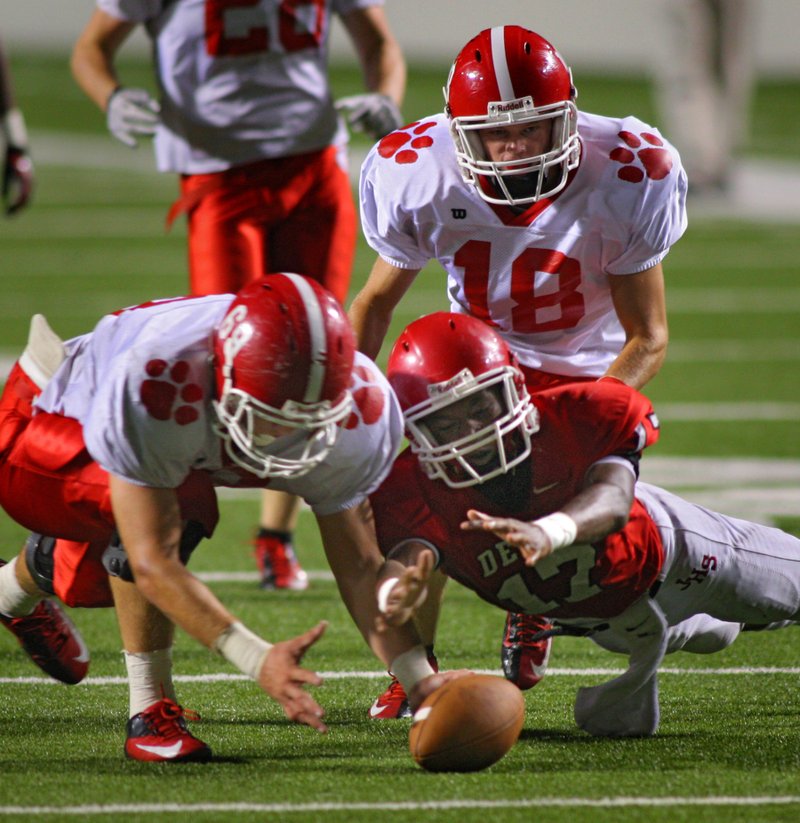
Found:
[205,0,326,56]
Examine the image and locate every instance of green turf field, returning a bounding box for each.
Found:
[0,53,799,821]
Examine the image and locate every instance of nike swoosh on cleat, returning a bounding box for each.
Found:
[369,702,389,718]
[133,741,185,759]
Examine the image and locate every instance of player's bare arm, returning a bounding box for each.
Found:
[316,500,427,665]
[348,258,420,359]
[341,5,406,107]
[461,461,635,566]
[605,263,669,389]
[71,9,136,110]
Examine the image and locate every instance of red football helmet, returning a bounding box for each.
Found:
[212,273,355,479]
[387,312,539,487]
[444,25,580,206]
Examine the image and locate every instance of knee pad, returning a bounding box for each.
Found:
[101,520,208,582]
[101,532,134,582]
[24,532,57,595]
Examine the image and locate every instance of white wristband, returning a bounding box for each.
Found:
[390,644,435,692]
[532,512,578,550]
[377,577,399,613]
[214,621,272,681]
[2,109,29,149]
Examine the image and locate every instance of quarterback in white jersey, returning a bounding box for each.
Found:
[351,25,687,389]
[0,275,448,762]
[360,109,686,379]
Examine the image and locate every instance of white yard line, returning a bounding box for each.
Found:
[2,796,799,815]
[1,666,798,686]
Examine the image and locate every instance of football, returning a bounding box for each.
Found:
[409,674,525,772]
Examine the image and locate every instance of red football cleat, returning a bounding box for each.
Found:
[369,675,412,719]
[253,532,308,591]
[125,698,211,762]
[501,612,552,690]
[0,590,89,685]
[369,650,439,720]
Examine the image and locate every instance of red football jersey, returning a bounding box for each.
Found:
[371,380,663,620]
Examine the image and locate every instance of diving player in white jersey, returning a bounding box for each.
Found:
[348,25,688,717]
[0,274,455,762]
[71,0,407,594]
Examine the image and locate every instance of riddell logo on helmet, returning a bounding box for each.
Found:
[494,101,525,112]
[488,97,534,116]
[427,368,475,397]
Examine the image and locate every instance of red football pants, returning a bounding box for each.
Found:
[168,146,356,303]
[0,363,218,607]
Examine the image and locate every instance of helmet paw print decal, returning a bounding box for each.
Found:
[344,364,385,429]
[140,359,203,425]
[610,131,672,183]
[378,121,437,165]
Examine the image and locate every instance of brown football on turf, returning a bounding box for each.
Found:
[409,674,525,772]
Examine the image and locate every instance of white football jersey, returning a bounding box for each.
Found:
[360,111,688,377]
[98,0,382,173]
[35,295,402,515]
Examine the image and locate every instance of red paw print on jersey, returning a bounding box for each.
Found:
[609,131,672,183]
[343,364,385,429]
[378,121,437,165]
[140,359,204,425]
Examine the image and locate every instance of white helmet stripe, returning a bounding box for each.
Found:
[281,273,327,403]
[490,26,515,100]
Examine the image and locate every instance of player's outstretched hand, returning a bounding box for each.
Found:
[257,620,328,733]
[334,93,403,139]
[408,670,473,712]
[461,509,554,566]
[106,87,161,148]
[375,549,435,632]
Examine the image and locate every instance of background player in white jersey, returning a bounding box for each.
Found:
[371,313,799,737]
[0,274,453,762]
[348,25,688,716]
[70,0,407,596]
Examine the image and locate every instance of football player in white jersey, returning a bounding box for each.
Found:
[71,0,406,597]
[0,274,454,761]
[348,25,688,717]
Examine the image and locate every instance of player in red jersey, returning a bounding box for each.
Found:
[370,313,800,736]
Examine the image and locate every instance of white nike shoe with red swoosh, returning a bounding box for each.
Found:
[125,698,211,762]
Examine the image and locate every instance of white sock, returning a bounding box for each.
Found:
[0,557,40,618]
[123,647,177,717]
